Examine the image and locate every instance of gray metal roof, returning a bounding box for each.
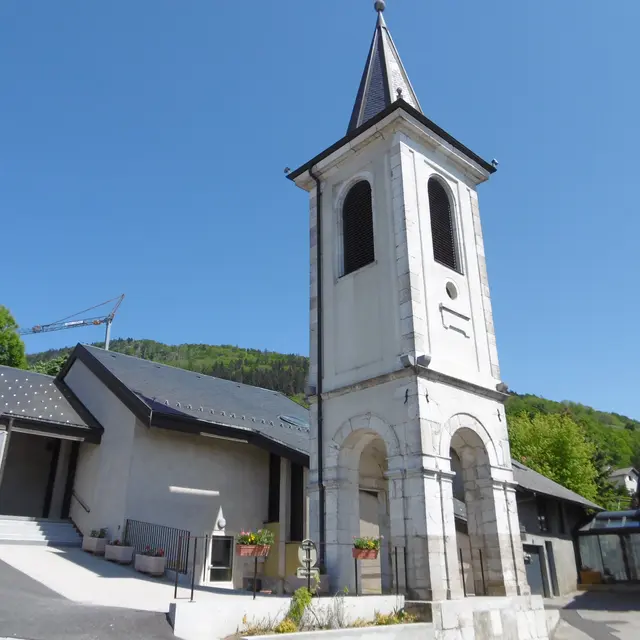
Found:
[79,345,310,458]
[610,467,638,478]
[347,6,421,133]
[0,365,101,440]
[511,460,602,510]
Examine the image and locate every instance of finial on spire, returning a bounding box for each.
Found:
[374,0,386,12]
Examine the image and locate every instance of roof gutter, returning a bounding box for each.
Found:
[308,164,326,566]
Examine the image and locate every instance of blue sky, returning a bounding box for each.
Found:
[2,1,639,418]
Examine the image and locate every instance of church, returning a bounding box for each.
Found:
[0,3,606,637]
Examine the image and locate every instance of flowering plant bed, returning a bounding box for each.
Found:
[134,547,166,576]
[105,540,134,564]
[236,529,274,557]
[353,535,381,556]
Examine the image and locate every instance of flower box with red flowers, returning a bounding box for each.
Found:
[352,535,382,560]
[105,539,135,564]
[134,546,166,576]
[235,529,274,557]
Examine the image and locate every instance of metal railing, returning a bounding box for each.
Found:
[124,519,191,574]
[312,539,489,597]
[71,491,90,513]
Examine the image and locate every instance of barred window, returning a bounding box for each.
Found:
[342,180,375,276]
[428,177,459,272]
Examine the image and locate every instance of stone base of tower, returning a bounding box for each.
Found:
[422,596,553,640]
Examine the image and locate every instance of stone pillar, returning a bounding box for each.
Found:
[438,472,465,600]
[467,476,520,596]
[386,470,407,594]
[48,440,72,519]
[324,469,359,593]
[402,468,463,601]
[377,488,392,593]
[504,482,530,595]
[278,457,291,593]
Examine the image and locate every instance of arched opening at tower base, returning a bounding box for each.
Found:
[324,425,394,595]
[449,426,522,597]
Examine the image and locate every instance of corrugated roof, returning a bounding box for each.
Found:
[0,365,101,439]
[80,345,310,457]
[511,460,602,510]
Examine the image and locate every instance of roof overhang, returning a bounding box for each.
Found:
[0,413,102,444]
[151,411,309,468]
[288,99,496,191]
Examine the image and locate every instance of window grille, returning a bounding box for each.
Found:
[342,180,375,275]
[428,177,459,271]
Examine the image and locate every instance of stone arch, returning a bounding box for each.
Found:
[327,413,401,469]
[439,413,499,468]
[324,413,397,594]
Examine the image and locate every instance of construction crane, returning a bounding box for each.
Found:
[18,294,125,351]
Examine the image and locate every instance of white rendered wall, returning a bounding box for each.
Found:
[125,422,270,589]
[64,359,137,536]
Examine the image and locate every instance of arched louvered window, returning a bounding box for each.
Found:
[342,180,375,276]
[428,177,460,272]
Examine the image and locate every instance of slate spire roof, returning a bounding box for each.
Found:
[347,1,422,134]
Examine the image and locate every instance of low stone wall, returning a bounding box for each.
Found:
[242,623,433,640]
[169,594,405,640]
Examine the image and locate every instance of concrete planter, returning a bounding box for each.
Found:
[105,544,134,564]
[82,536,107,555]
[236,544,271,558]
[134,554,166,576]
[352,548,379,560]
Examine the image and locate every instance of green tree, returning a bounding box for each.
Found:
[508,412,599,502]
[30,355,67,377]
[0,306,27,369]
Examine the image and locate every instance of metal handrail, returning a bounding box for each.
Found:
[71,491,90,513]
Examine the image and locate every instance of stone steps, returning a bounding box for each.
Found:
[0,517,82,547]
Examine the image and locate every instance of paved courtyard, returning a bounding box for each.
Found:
[548,592,640,640]
[0,557,173,640]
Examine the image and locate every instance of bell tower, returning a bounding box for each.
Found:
[288,1,528,601]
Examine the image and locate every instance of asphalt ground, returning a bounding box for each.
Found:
[0,559,174,640]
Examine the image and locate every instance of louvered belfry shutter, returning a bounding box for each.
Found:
[343,180,375,276]
[428,178,459,271]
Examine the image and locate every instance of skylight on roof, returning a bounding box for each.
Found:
[279,415,310,431]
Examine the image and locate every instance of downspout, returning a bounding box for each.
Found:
[308,165,326,565]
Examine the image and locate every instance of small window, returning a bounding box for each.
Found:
[209,536,233,582]
[428,177,459,272]
[537,498,549,533]
[558,502,567,535]
[342,180,375,276]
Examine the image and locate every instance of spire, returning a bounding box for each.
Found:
[347,1,422,133]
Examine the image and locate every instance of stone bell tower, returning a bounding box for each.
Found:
[288,1,529,602]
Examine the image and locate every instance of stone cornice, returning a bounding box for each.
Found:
[416,365,508,403]
[307,364,507,404]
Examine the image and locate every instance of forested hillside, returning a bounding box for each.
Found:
[28,338,309,405]
[28,339,640,508]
